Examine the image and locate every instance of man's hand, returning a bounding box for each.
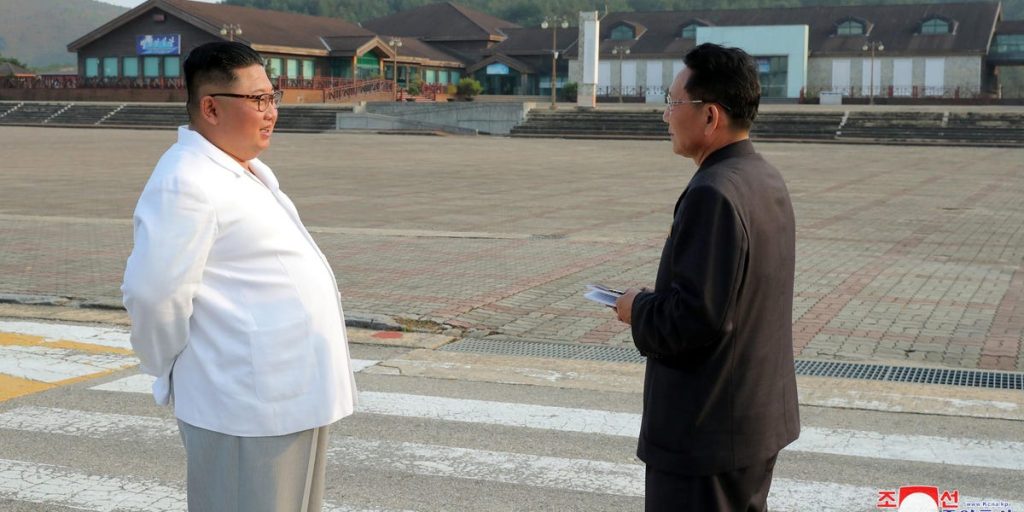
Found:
[615,287,644,325]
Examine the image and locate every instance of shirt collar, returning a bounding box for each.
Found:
[176,125,275,189]
[697,138,755,172]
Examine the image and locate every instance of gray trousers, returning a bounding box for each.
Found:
[177,420,331,512]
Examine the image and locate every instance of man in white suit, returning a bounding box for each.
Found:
[122,41,357,512]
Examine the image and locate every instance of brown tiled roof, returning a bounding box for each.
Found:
[485,27,577,56]
[69,0,372,53]
[997,20,1024,34]
[381,37,464,67]
[465,53,535,74]
[363,2,519,42]
[321,36,390,57]
[564,2,999,58]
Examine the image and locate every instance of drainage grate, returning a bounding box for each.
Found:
[440,338,646,364]
[795,360,1023,390]
[440,338,1023,390]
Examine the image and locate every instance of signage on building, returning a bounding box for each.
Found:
[486,63,510,75]
[136,34,181,55]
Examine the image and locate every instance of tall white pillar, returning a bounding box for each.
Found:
[577,11,599,109]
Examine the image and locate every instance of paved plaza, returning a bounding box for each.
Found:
[0,126,1021,370]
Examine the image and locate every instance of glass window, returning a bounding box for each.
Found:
[994,34,1024,53]
[610,25,634,40]
[287,59,298,79]
[450,70,460,82]
[85,58,99,78]
[268,58,282,78]
[837,21,864,36]
[439,70,449,84]
[143,56,161,77]
[302,59,314,78]
[681,24,698,39]
[123,57,139,77]
[163,56,180,77]
[756,56,789,98]
[921,19,950,34]
[425,69,436,83]
[102,57,118,77]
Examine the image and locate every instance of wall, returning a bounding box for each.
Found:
[809,55,985,98]
[77,6,219,79]
[697,25,809,99]
[357,101,534,134]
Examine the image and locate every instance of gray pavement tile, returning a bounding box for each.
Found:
[0,127,1022,370]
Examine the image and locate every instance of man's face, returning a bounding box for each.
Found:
[203,63,277,162]
[662,68,704,159]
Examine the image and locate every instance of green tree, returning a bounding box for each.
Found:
[0,52,29,69]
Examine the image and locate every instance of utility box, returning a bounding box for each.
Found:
[819,91,843,105]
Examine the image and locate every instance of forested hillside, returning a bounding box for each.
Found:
[0,0,127,69]
[224,0,1024,27]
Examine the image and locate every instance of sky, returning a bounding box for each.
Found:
[98,0,218,7]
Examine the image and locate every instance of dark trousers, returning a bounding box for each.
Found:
[645,455,778,512]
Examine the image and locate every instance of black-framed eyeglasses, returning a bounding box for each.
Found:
[208,90,283,112]
[665,93,732,113]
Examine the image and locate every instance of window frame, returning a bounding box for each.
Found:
[921,18,951,34]
[836,20,865,36]
[610,25,635,41]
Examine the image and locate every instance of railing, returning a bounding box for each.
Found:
[0,75,186,89]
[324,78,394,102]
[272,76,363,90]
[2,75,365,91]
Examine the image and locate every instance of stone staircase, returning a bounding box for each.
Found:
[510,108,1024,147]
[0,101,353,132]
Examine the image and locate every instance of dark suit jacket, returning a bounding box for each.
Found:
[631,139,800,476]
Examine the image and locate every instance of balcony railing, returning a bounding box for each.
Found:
[324,78,394,102]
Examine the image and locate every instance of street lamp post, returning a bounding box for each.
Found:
[220,24,242,42]
[388,37,403,101]
[541,15,569,110]
[611,45,630,103]
[862,40,884,105]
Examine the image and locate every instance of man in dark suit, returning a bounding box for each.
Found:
[614,43,800,511]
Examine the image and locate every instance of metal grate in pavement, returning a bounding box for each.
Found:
[795,360,1023,390]
[440,338,647,364]
[440,338,1023,390]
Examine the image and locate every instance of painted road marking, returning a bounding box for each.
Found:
[1,406,1022,511]
[0,345,136,382]
[0,320,379,402]
[0,458,415,512]
[0,323,137,402]
[88,359,379,394]
[7,392,1024,473]
[0,321,131,350]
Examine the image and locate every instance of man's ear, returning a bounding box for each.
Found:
[704,104,719,135]
[200,96,220,126]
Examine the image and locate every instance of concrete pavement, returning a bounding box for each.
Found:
[0,126,1021,370]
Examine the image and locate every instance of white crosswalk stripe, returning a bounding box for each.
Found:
[2,321,1022,511]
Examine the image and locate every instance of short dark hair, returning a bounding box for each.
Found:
[184,41,265,119]
[682,43,760,131]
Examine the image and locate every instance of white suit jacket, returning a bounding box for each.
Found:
[122,126,357,437]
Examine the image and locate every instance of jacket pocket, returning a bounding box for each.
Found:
[249,317,314,402]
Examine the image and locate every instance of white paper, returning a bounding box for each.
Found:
[584,284,622,308]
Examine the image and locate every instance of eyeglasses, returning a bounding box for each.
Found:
[208,90,283,112]
[665,94,732,113]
